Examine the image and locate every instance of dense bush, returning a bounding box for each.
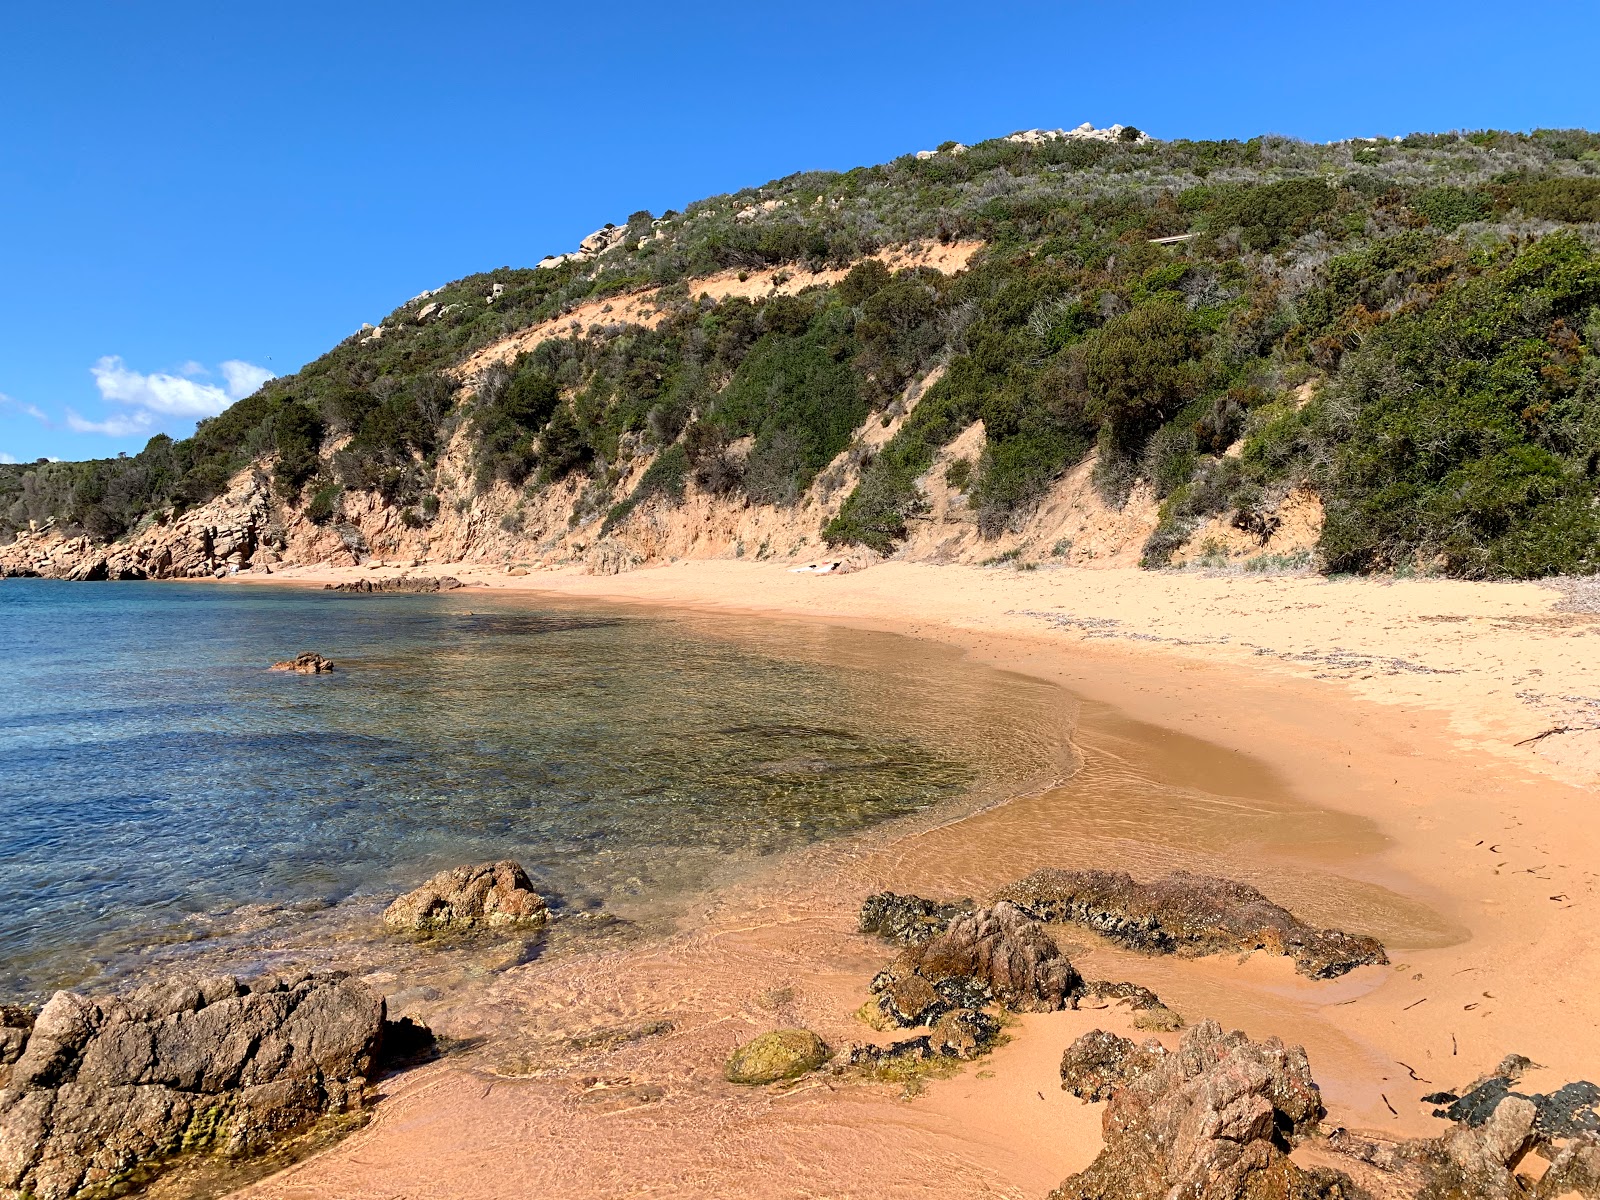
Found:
[1318,233,1600,577]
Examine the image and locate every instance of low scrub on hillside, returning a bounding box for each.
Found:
[6,126,1600,579]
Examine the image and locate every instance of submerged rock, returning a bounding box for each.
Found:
[1000,868,1387,978]
[870,902,1082,1027]
[269,651,335,674]
[383,860,548,934]
[0,972,391,1200]
[1051,1020,1331,1200]
[858,892,975,946]
[724,1030,829,1085]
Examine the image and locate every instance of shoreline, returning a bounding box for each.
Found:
[193,557,1600,1198]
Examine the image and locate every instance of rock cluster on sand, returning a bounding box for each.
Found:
[1051,1021,1335,1200]
[269,652,335,674]
[1057,1026,1600,1200]
[1000,868,1388,978]
[323,575,463,594]
[382,861,548,934]
[724,1030,829,1085]
[0,972,390,1200]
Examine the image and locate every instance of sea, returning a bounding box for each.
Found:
[0,579,1071,1000]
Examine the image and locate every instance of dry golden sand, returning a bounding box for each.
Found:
[230,560,1600,1199]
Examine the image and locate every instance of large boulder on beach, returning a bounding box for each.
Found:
[1051,1020,1332,1200]
[383,860,548,934]
[1000,868,1387,979]
[724,1030,828,1085]
[870,902,1082,1026]
[0,972,386,1200]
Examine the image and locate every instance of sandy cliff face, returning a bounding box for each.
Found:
[0,391,1321,581]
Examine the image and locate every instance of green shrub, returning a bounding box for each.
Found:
[305,484,339,525]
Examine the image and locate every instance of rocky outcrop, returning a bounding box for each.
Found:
[858,892,974,946]
[0,972,389,1200]
[870,902,1082,1027]
[724,1030,829,1085]
[323,575,464,593]
[383,861,548,934]
[269,652,335,674]
[0,477,271,582]
[1000,868,1387,979]
[1051,1020,1333,1200]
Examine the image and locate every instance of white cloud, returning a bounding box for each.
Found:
[0,452,16,464]
[0,392,50,424]
[75,355,276,437]
[220,360,273,399]
[92,355,235,417]
[65,409,157,437]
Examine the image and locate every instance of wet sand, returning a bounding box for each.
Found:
[226,560,1600,1199]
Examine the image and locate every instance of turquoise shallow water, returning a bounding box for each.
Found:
[0,580,1068,998]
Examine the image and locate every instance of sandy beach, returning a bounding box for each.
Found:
[219,558,1600,1199]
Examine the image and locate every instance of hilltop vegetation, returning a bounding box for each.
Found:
[6,126,1600,578]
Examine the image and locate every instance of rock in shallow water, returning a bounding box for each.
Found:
[383,860,548,934]
[268,651,334,674]
[724,1030,829,1085]
[1001,867,1388,979]
[0,972,389,1200]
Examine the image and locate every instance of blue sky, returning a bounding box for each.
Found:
[2,1,1596,464]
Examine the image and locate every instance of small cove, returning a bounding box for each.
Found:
[0,579,1073,999]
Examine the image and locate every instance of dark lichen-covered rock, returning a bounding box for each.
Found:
[1059,1030,1168,1102]
[858,892,975,946]
[1426,1054,1600,1141]
[1001,868,1387,979]
[383,860,548,934]
[0,972,387,1200]
[870,902,1083,1028]
[1051,1020,1332,1200]
[724,1030,829,1085]
[0,1009,31,1073]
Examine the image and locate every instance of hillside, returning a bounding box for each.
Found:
[5,123,1600,581]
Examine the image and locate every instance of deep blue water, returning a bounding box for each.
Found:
[0,580,1064,997]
